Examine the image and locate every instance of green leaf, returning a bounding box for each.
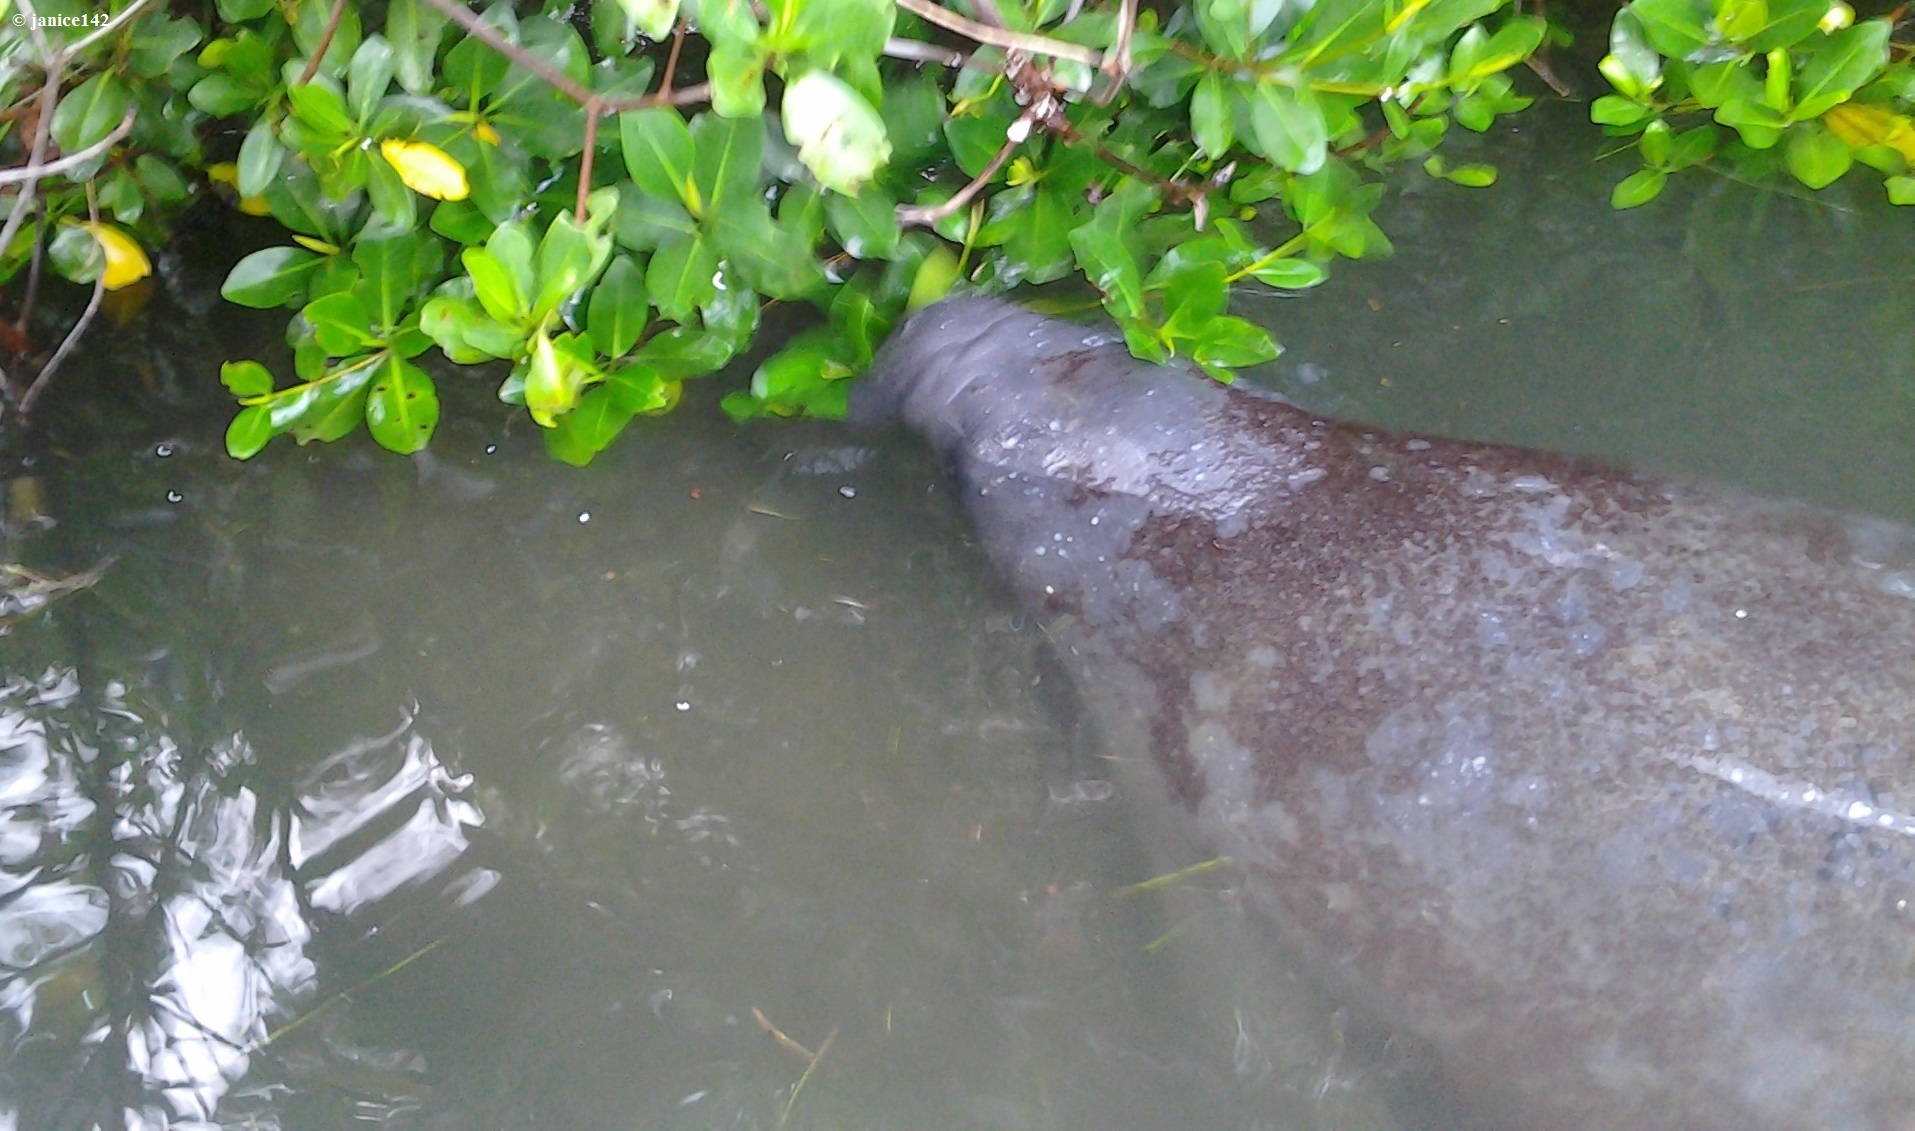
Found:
[1784,122,1851,187]
[633,324,732,379]
[1599,10,1662,99]
[1715,97,1787,147]
[1159,261,1229,340]
[1192,74,1234,158]
[1444,162,1498,186]
[50,74,133,176]
[366,356,439,453]
[617,0,682,40]
[226,405,275,460]
[189,74,261,117]
[782,71,892,195]
[534,210,613,318]
[1458,18,1545,80]
[1191,315,1279,372]
[829,286,892,367]
[524,331,593,426]
[980,186,1077,285]
[826,189,901,260]
[588,256,649,357]
[1248,258,1327,289]
[621,108,698,208]
[288,366,376,444]
[1640,118,1675,165]
[304,291,381,355]
[387,0,449,93]
[287,82,357,141]
[1685,60,1758,108]
[292,0,362,73]
[354,228,442,329]
[1247,84,1328,174]
[222,360,275,397]
[1793,20,1890,113]
[237,119,284,199]
[421,293,524,362]
[1746,0,1839,50]
[906,244,961,310]
[1611,166,1668,207]
[346,35,396,123]
[1068,181,1155,320]
[366,154,418,229]
[646,233,721,321]
[690,110,766,215]
[1886,175,1915,205]
[710,202,825,298]
[545,385,640,466]
[1591,96,1653,126]
[709,42,768,118]
[1715,0,1769,41]
[223,247,323,309]
[1668,124,1719,168]
[1627,0,1712,59]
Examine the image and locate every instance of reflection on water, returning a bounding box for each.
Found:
[2,102,1912,1131]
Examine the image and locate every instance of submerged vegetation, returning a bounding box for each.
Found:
[0,0,1908,463]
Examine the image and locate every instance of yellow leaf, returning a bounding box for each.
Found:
[642,380,683,416]
[206,162,240,186]
[1006,157,1038,187]
[473,121,501,146]
[80,222,151,290]
[1823,102,1915,161]
[293,234,341,255]
[378,139,470,201]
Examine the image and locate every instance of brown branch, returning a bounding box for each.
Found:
[17,187,106,421]
[577,108,598,219]
[420,0,708,114]
[883,36,972,68]
[896,127,1023,226]
[1092,0,1135,104]
[660,22,687,95]
[293,0,351,86]
[0,106,138,186]
[893,0,1104,67]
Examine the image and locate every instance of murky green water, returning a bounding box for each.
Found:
[2,100,1911,1131]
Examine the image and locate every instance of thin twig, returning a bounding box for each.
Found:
[882,36,971,69]
[893,0,1104,67]
[778,1028,836,1129]
[419,0,709,112]
[61,0,152,58]
[0,107,138,186]
[17,188,106,419]
[1093,0,1136,104]
[660,21,687,94]
[896,128,1023,227]
[293,0,351,86]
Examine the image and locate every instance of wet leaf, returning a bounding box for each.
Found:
[621,108,697,208]
[226,404,275,459]
[645,233,720,322]
[1249,257,1327,289]
[588,256,649,358]
[1611,166,1668,207]
[380,139,470,200]
[221,360,275,397]
[223,247,323,308]
[1784,122,1852,187]
[1247,84,1328,175]
[366,356,439,453]
[783,71,892,195]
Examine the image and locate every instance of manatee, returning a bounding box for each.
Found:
[850,296,1915,1131]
